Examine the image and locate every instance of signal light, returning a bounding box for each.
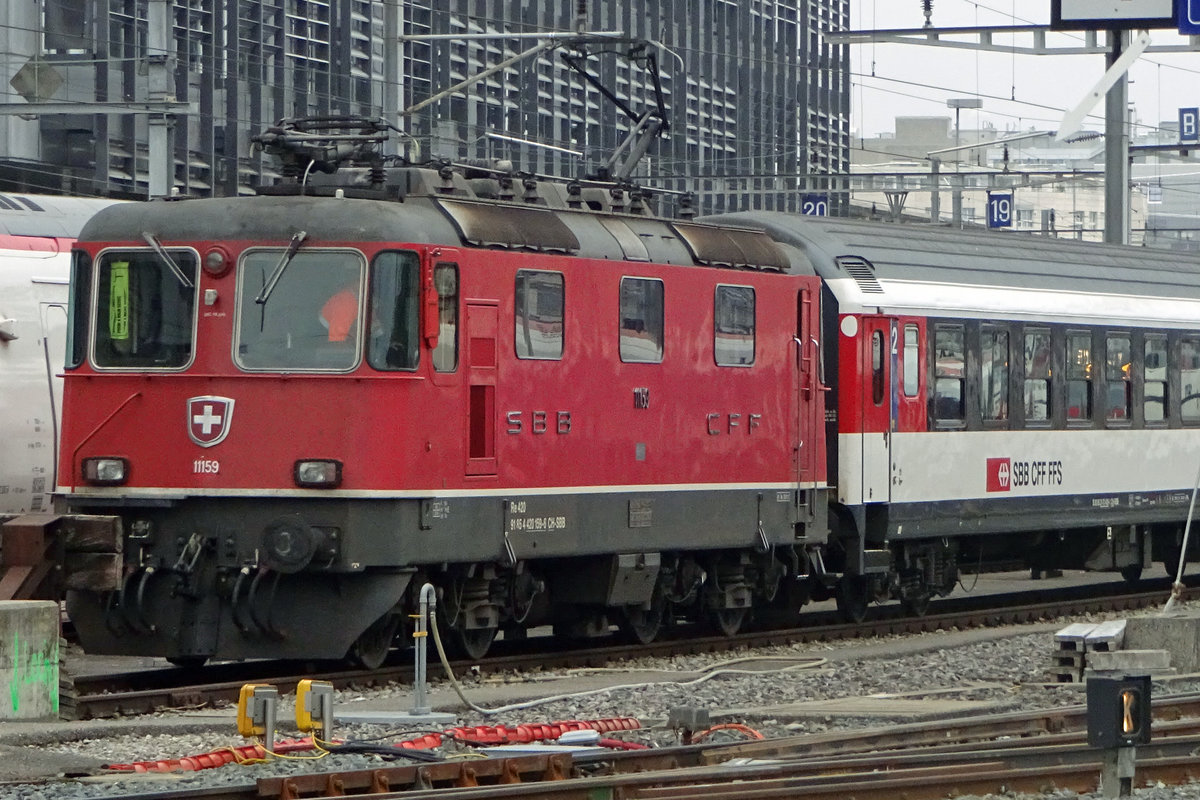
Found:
[1087,675,1151,748]
[81,457,129,485]
[294,459,342,488]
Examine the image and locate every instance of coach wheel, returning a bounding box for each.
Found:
[835,575,870,624]
[708,606,748,637]
[453,626,497,661]
[1119,564,1144,585]
[350,612,400,670]
[1163,547,1187,581]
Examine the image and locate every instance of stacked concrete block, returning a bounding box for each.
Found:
[0,600,60,720]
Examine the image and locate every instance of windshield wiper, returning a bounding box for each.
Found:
[142,232,194,288]
[255,230,308,305]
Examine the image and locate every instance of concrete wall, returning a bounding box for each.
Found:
[0,600,59,720]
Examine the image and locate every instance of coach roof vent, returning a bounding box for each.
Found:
[836,256,884,294]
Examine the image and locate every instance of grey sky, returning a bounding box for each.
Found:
[848,1,1200,139]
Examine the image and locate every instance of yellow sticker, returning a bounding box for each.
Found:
[109,261,129,340]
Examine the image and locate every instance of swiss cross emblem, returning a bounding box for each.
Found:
[187,396,235,448]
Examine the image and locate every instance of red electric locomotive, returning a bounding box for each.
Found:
[52,131,829,665]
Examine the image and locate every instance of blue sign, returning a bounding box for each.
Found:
[1181,0,1200,34]
[801,194,828,216]
[1182,108,1200,143]
[987,192,1013,229]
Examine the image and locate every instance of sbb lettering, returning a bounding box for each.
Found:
[507,410,572,435]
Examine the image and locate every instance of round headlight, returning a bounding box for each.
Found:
[202,246,231,277]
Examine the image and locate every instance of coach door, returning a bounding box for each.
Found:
[861,316,897,502]
[465,301,498,477]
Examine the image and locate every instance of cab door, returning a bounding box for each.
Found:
[860,316,897,502]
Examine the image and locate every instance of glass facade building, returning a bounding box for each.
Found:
[1,0,848,213]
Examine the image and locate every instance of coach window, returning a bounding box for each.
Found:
[871,330,885,405]
[1105,334,1131,422]
[1181,337,1200,424]
[1066,330,1093,422]
[1144,335,1167,424]
[714,285,755,366]
[432,263,458,372]
[933,324,965,425]
[515,270,564,360]
[367,251,419,371]
[903,324,919,397]
[619,277,664,363]
[981,327,1009,422]
[1023,328,1051,423]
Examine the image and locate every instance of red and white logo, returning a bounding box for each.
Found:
[986,457,1011,492]
[187,396,235,448]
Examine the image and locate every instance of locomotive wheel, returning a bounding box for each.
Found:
[835,575,870,624]
[900,592,931,617]
[620,597,666,645]
[453,626,497,661]
[167,656,208,669]
[350,613,400,670]
[708,607,748,637]
[1119,564,1144,584]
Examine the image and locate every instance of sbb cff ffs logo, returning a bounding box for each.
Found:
[987,458,1011,492]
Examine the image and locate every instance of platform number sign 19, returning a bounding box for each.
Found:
[802,194,828,216]
[987,192,1013,229]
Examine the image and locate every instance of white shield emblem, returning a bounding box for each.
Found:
[187,396,235,448]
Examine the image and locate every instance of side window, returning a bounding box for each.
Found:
[367,251,420,371]
[515,270,564,360]
[433,263,458,372]
[1024,328,1051,423]
[933,324,965,424]
[714,285,755,366]
[981,327,1009,421]
[1182,337,1200,425]
[902,324,919,397]
[1144,334,1167,424]
[871,330,885,405]
[1105,334,1131,421]
[619,277,664,363]
[1066,330,1093,421]
[66,249,92,368]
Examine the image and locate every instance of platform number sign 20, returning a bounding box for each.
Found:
[802,194,828,216]
[987,192,1013,229]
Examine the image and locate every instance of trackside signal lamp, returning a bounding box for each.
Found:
[81,457,129,485]
[1087,675,1151,749]
[294,459,342,488]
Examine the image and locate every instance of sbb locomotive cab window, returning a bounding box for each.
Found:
[235,249,365,372]
[92,250,199,370]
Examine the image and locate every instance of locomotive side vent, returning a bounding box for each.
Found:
[836,256,884,294]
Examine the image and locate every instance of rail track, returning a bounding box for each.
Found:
[69,576,1193,720]
[42,692,1200,800]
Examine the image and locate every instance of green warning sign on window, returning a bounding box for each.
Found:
[109,261,129,340]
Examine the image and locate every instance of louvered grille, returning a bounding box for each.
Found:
[837,256,884,293]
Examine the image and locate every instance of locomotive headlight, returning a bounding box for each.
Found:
[202,246,232,277]
[82,457,129,485]
[294,459,342,488]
